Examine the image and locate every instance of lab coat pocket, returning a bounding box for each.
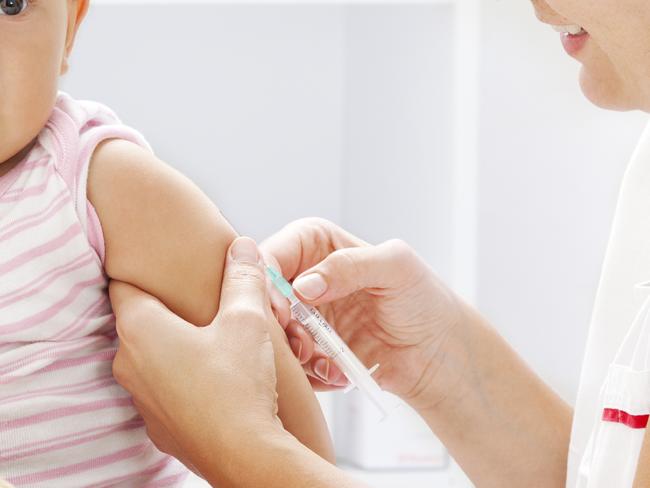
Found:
[578,294,650,488]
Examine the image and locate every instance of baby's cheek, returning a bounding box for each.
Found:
[0,71,58,163]
[0,39,62,162]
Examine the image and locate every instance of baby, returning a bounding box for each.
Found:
[0,0,333,485]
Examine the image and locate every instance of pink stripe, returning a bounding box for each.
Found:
[1,396,132,430]
[0,222,82,275]
[87,201,106,264]
[0,158,50,198]
[143,471,188,487]
[0,276,105,335]
[0,297,110,375]
[0,374,115,406]
[0,157,49,199]
[0,349,115,385]
[22,157,50,171]
[86,458,176,488]
[0,251,91,301]
[13,157,51,175]
[0,171,54,202]
[2,162,54,195]
[39,348,115,374]
[0,193,71,243]
[0,332,109,375]
[0,188,67,234]
[54,295,111,340]
[77,140,98,181]
[2,158,51,195]
[0,253,94,309]
[1,419,144,462]
[6,442,148,484]
[1,417,140,457]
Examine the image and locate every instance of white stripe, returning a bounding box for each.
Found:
[0,94,181,485]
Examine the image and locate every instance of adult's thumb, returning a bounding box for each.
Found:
[217,237,270,322]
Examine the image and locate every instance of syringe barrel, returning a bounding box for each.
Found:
[290,301,375,385]
[290,301,343,358]
[290,300,392,419]
[266,266,391,416]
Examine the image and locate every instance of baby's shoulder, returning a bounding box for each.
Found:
[54,91,122,132]
[36,92,152,197]
[33,93,153,263]
[42,92,151,165]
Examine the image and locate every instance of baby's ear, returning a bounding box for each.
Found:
[61,0,90,74]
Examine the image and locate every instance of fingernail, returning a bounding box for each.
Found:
[314,358,330,382]
[293,274,327,300]
[329,368,349,386]
[289,337,303,362]
[230,237,259,263]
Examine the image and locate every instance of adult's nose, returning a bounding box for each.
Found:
[530,0,572,26]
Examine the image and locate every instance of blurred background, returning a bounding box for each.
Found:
[63,0,649,486]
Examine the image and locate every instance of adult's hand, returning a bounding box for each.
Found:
[112,236,363,488]
[111,237,282,483]
[264,220,572,487]
[261,218,467,409]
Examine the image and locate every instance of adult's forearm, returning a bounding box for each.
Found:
[200,430,364,488]
[415,306,572,487]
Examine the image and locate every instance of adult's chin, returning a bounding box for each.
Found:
[578,66,636,112]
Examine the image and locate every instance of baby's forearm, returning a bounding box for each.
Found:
[267,314,336,461]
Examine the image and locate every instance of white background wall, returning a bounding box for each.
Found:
[62,1,649,486]
[476,0,647,403]
[65,3,346,239]
[341,5,454,279]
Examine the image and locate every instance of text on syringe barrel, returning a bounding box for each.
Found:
[290,302,345,359]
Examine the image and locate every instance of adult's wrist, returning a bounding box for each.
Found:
[402,299,476,414]
[200,425,361,488]
[194,422,288,487]
[407,304,572,486]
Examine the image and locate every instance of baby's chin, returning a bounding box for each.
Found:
[0,126,39,168]
[0,135,24,167]
[0,98,56,165]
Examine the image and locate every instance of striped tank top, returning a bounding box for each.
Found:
[0,93,187,486]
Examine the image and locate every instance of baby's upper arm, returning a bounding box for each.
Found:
[88,139,235,326]
[87,139,334,460]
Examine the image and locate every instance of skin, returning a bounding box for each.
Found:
[104,1,650,485]
[0,0,87,176]
[111,238,360,488]
[5,0,647,487]
[531,0,650,110]
[263,220,572,486]
[88,140,334,460]
[0,0,334,476]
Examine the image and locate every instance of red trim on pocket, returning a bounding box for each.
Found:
[602,408,650,429]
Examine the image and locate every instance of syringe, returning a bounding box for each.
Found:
[266,266,392,419]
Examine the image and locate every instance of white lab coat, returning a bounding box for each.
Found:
[569,120,650,486]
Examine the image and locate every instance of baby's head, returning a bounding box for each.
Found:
[0,0,88,168]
